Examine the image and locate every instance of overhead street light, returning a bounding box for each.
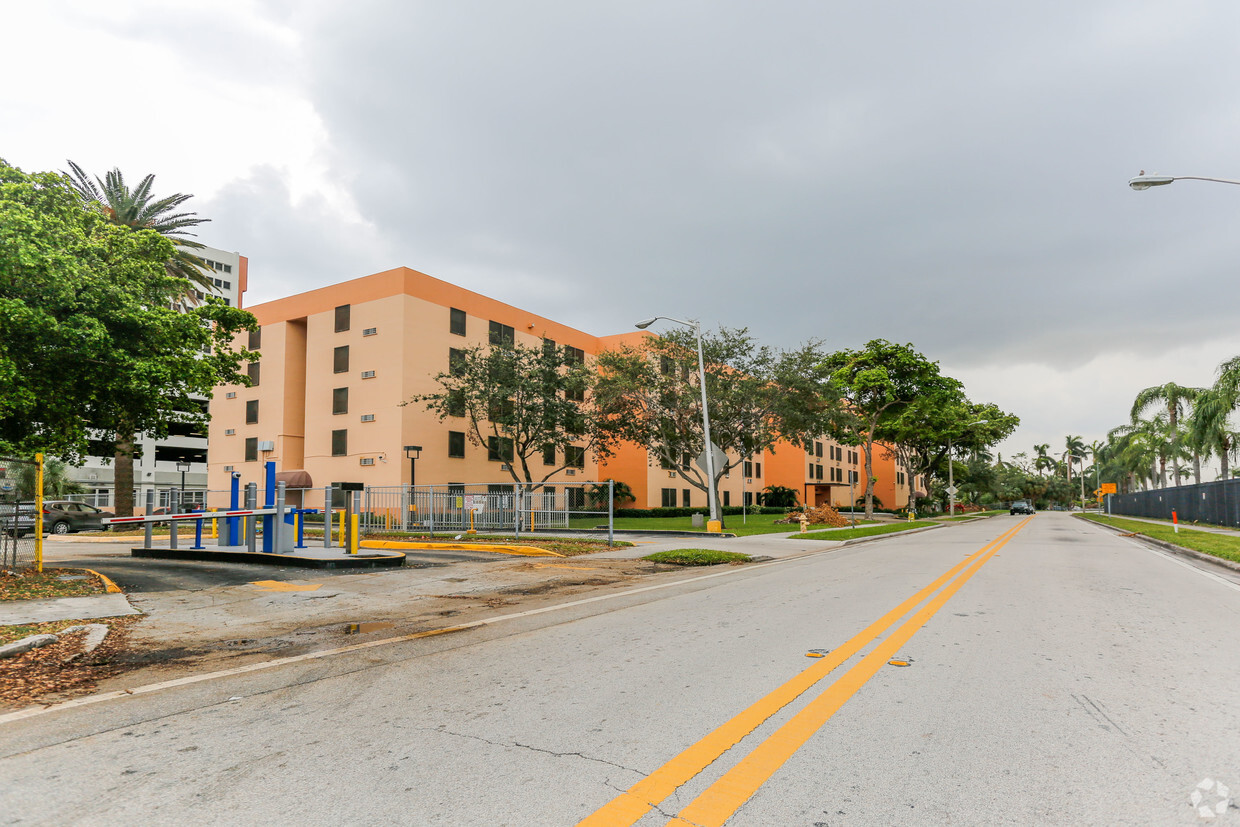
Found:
[1129,173,1240,190]
[635,315,719,524]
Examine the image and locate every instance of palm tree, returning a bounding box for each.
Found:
[1131,382,1200,487]
[1188,356,1240,480]
[64,161,213,289]
[1063,434,1086,482]
[64,161,213,517]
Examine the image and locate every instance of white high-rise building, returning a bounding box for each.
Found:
[68,245,248,509]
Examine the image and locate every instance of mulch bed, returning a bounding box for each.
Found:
[0,616,143,710]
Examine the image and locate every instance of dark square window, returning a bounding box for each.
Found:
[446,389,466,417]
[450,307,466,336]
[723,491,731,506]
[488,436,514,462]
[244,437,258,462]
[661,488,676,507]
[682,489,691,507]
[489,321,514,347]
[563,345,585,367]
[743,460,753,477]
[331,429,347,457]
[755,462,762,477]
[449,348,466,376]
[659,356,672,375]
[744,491,753,507]
[565,380,585,403]
[542,338,557,357]
[816,464,824,480]
[334,304,350,332]
[543,444,556,465]
[334,345,349,373]
[248,328,261,349]
[566,445,586,468]
[333,387,348,415]
[245,400,258,424]
[448,431,466,458]
[815,442,823,458]
[246,361,260,386]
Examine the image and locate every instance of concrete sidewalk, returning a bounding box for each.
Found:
[1096,513,1240,536]
[0,594,142,626]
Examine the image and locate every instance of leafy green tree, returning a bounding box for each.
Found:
[816,339,961,519]
[0,159,257,515]
[411,340,613,488]
[594,327,824,525]
[12,458,85,500]
[587,480,635,509]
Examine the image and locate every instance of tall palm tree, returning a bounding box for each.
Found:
[1188,355,1240,480]
[1063,434,1086,482]
[63,161,213,516]
[1131,382,1200,487]
[64,161,213,289]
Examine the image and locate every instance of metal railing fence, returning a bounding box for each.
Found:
[0,455,44,571]
[1108,477,1240,528]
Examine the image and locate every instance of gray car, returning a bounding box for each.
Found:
[40,500,114,534]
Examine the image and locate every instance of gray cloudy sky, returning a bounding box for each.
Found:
[5,0,1240,466]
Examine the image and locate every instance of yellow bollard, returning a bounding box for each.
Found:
[707,519,722,533]
[350,514,360,554]
[337,509,345,544]
[210,508,218,539]
[466,509,477,535]
[294,512,299,539]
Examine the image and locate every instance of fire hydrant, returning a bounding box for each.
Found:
[799,514,809,533]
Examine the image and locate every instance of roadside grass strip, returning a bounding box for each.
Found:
[642,550,752,566]
[797,520,937,541]
[579,517,1032,827]
[1079,514,1240,564]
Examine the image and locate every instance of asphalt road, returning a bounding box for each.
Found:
[3,513,1239,825]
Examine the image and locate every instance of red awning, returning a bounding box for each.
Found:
[274,469,314,489]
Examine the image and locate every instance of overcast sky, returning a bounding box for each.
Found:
[5,0,1239,468]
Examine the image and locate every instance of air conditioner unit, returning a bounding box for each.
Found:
[360,414,375,422]
[360,457,375,466]
[258,440,275,451]
[361,370,376,379]
[224,465,234,472]
[500,464,511,471]
[225,429,236,436]
[363,327,377,336]
[566,469,576,476]
[226,392,237,399]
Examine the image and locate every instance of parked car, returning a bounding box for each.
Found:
[1009,499,1035,515]
[40,500,115,534]
[1,503,37,537]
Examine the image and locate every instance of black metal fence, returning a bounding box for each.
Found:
[1108,478,1240,528]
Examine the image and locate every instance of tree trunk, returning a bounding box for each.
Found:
[1193,453,1201,485]
[1170,404,1181,487]
[1221,440,1230,481]
[114,432,136,517]
[863,435,875,519]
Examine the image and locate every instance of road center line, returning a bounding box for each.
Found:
[663,517,1030,827]
[578,518,1031,827]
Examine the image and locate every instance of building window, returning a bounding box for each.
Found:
[566,445,586,468]
[446,389,466,417]
[335,304,350,332]
[448,431,466,458]
[449,348,466,376]
[723,490,731,506]
[815,442,823,458]
[755,462,762,477]
[248,328,261,349]
[897,471,905,485]
[244,437,258,462]
[659,356,672,375]
[743,460,753,477]
[246,362,260,386]
[661,488,677,507]
[489,320,514,347]
[245,400,258,424]
[333,387,349,415]
[334,345,349,373]
[331,429,347,457]
[563,345,585,367]
[542,444,556,465]
[488,436,514,462]
[542,338,557,357]
[682,489,691,507]
[450,307,466,336]
[815,464,824,480]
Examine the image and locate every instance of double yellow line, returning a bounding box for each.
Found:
[579,516,1032,827]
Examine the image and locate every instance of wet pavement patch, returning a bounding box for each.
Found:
[345,622,395,635]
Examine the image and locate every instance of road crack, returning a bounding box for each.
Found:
[432,726,647,776]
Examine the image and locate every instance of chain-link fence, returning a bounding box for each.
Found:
[1109,478,1240,528]
[0,455,43,571]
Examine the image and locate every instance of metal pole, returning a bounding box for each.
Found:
[608,478,614,548]
[169,488,179,550]
[273,481,286,553]
[324,486,333,548]
[144,489,155,549]
[245,483,258,553]
[514,483,521,541]
[694,322,720,524]
[947,436,955,517]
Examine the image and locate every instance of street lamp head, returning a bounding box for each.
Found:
[634,318,658,330]
[1129,174,1175,191]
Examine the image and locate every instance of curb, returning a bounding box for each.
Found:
[130,547,406,569]
[79,568,122,594]
[1081,517,1240,574]
[840,523,943,546]
[360,540,564,558]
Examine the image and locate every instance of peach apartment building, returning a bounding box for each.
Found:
[208,267,922,510]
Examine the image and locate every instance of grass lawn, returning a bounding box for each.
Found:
[642,549,752,566]
[0,568,109,602]
[799,521,938,541]
[1078,514,1240,565]
[567,512,876,537]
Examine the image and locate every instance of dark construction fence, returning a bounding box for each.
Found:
[1109,477,1240,528]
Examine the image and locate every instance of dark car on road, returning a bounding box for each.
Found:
[1009,499,1035,515]
[40,500,114,534]
[1,503,37,537]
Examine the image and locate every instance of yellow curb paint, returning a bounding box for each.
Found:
[248,580,323,592]
[359,540,565,558]
[580,518,1030,827]
[663,517,1030,827]
[80,568,122,594]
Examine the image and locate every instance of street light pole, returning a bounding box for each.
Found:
[175,460,190,512]
[1129,173,1240,190]
[635,316,719,524]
